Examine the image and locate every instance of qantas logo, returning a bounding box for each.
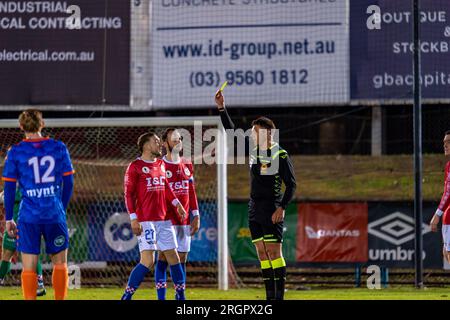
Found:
[305,226,360,239]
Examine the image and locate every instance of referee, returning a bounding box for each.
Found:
[215,90,296,300]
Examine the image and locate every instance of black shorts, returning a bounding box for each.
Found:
[248,220,284,244]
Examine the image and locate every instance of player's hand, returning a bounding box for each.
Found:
[6,220,17,238]
[177,204,187,220]
[271,207,285,224]
[430,214,440,232]
[215,90,225,110]
[131,219,143,236]
[190,216,200,236]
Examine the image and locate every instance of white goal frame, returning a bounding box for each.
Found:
[0,116,229,290]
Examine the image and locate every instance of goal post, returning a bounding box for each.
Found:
[0,116,229,290]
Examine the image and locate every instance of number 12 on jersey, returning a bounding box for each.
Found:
[28,156,55,184]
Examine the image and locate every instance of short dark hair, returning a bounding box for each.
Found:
[251,116,276,131]
[19,109,43,133]
[446,130,450,136]
[137,131,157,153]
[162,128,176,142]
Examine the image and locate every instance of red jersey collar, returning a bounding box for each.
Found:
[22,137,50,142]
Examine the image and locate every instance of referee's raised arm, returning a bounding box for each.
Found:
[215,90,235,130]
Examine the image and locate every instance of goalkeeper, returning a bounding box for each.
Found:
[215,90,296,300]
[0,188,46,296]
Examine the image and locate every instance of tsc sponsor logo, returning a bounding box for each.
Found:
[368,211,430,261]
[305,226,360,239]
[169,180,189,191]
[146,176,165,187]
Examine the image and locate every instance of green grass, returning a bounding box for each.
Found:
[1,286,450,300]
[227,154,448,201]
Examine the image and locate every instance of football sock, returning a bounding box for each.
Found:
[155,260,168,300]
[170,263,186,300]
[121,263,149,300]
[272,257,286,300]
[0,260,11,280]
[36,260,44,285]
[181,262,186,277]
[260,260,275,300]
[52,263,68,300]
[21,270,37,300]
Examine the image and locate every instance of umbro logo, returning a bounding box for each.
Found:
[368,211,431,246]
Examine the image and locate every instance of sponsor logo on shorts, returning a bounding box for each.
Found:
[54,235,66,247]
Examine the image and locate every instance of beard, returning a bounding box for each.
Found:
[152,150,162,157]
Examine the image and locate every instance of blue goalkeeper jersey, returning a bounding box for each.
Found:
[2,137,75,224]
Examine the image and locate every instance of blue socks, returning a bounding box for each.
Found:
[121,263,149,300]
[122,261,186,300]
[155,260,187,300]
[170,263,186,300]
[155,260,168,300]
[181,263,186,277]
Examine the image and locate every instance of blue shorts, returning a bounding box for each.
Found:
[17,221,69,255]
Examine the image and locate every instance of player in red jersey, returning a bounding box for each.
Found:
[154,128,200,300]
[430,131,450,264]
[121,131,188,300]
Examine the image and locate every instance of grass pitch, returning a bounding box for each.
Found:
[0,286,449,300]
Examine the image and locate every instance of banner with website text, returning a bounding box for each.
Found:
[151,0,349,109]
[0,0,130,105]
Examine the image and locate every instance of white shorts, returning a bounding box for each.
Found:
[443,225,450,252]
[137,220,178,252]
[174,225,191,253]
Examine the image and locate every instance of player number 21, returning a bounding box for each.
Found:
[28,156,55,184]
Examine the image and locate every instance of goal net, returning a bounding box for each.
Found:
[0,117,235,290]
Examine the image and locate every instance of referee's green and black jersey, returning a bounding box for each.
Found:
[219,106,297,223]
